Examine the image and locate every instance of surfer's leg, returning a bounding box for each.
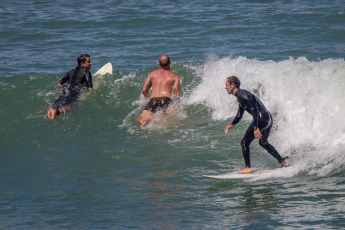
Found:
[49,94,65,120]
[237,167,252,174]
[140,117,151,127]
[160,97,172,113]
[48,90,79,120]
[48,98,64,120]
[259,119,287,167]
[165,105,174,114]
[47,108,59,120]
[259,138,286,163]
[138,98,160,127]
[138,110,153,127]
[240,123,255,168]
[47,104,71,120]
[48,91,69,120]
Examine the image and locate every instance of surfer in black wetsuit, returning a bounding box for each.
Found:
[47,54,93,120]
[224,76,287,174]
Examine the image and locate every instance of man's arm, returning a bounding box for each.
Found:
[246,95,262,139]
[231,106,244,126]
[142,75,152,97]
[249,98,259,130]
[225,106,244,134]
[58,72,69,87]
[225,124,233,134]
[86,71,93,91]
[173,76,180,97]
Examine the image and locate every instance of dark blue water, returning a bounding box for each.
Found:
[1,0,344,77]
[1,0,345,229]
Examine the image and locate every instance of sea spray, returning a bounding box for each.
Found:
[185,56,345,176]
[98,55,345,176]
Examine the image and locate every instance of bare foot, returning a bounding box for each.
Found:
[281,161,287,167]
[237,167,252,174]
[47,108,57,120]
[140,117,150,127]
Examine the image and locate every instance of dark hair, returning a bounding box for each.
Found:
[77,54,90,66]
[227,76,241,88]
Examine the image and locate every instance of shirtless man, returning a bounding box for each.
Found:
[224,76,287,174]
[138,55,180,127]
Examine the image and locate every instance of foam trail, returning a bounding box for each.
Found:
[186,56,345,176]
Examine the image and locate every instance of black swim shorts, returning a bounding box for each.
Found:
[144,97,172,113]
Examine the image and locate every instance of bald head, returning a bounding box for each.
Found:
[159,55,171,67]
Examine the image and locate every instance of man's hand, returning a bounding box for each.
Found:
[225,124,233,134]
[142,90,149,97]
[254,128,262,139]
[57,83,63,87]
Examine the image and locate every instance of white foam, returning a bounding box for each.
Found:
[185,56,345,176]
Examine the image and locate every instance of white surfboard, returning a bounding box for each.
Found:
[204,169,280,179]
[79,62,113,101]
[94,62,113,76]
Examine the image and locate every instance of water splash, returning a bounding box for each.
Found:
[185,56,345,176]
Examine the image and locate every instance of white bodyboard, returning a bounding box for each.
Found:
[94,62,113,76]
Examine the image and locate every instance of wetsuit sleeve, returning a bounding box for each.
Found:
[231,106,244,126]
[237,90,261,130]
[85,71,93,89]
[247,96,260,130]
[59,72,70,85]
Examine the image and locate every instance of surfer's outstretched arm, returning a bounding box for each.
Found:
[225,124,234,134]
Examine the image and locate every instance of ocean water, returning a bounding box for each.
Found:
[1,0,345,229]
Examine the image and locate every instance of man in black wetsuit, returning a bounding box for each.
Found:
[47,54,93,120]
[224,76,287,174]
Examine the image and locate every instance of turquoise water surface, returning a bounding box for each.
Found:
[1,0,345,229]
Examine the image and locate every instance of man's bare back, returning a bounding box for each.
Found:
[142,68,180,98]
[138,55,181,127]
